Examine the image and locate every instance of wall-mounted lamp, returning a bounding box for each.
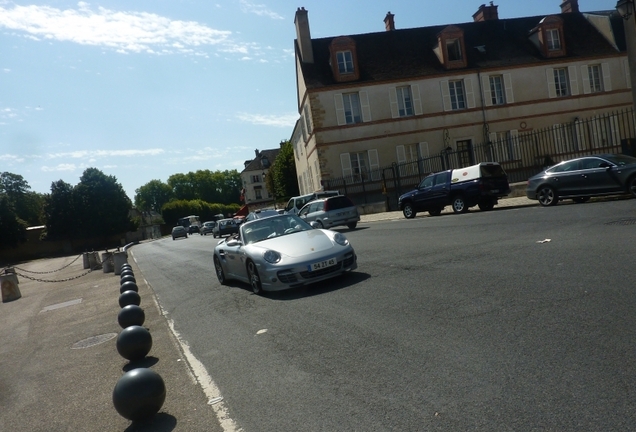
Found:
[616,0,634,20]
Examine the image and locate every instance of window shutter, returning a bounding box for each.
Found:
[411,84,423,115]
[465,78,476,109]
[546,68,556,98]
[602,62,612,92]
[340,153,352,178]
[482,75,492,107]
[581,65,591,94]
[334,94,346,126]
[396,145,406,164]
[389,87,399,118]
[440,80,451,111]
[368,149,380,181]
[503,73,514,103]
[568,65,579,96]
[360,91,371,122]
[419,142,429,158]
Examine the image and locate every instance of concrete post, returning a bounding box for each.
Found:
[1,270,21,302]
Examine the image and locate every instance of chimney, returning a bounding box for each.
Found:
[560,0,579,13]
[255,149,260,158]
[473,2,499,22]
[294,7,314,64]
[384,12,395,31]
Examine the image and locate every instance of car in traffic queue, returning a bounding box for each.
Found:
[172,226,188,240]
[213,218,239,238]
[188,225,201,235]
[201,221,216,236]
[526,154,636,206]
[244,208,280,222]
[297,195,360,229]
[213,214,357,295]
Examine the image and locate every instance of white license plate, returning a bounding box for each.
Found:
[308,257,337,271]
[491,189,499,193]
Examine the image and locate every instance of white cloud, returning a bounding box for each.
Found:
[41,163,77,172]
[47,148,165,159]
[0,3,253,56]
[237,112,297,128]
[239,0,284,20]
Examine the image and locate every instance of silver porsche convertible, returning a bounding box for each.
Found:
[213,214,357,294]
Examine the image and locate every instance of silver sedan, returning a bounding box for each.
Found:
[213,214,357,294]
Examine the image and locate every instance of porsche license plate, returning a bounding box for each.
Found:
[308,257,337,271]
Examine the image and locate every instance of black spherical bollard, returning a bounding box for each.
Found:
[120,274,136,285]
[120,269,134,278]
[120,281,138,294]
[112,367,166,421]
[120,263,132,271]
[116,325,152,361]
[118,305,146,328]
[119,290,141,308]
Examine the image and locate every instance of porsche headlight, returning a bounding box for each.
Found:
[334,232,349,246]
[263,250,281,264]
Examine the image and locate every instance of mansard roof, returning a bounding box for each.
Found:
[299,11,623,90]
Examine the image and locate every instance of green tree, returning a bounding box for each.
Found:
[269,140,299,201]
[0,172,44,226]
[74,168,135,238]
[43,180,76,240]
[134,179,174,213]
[167,169,241,204]
[0,195,27,249]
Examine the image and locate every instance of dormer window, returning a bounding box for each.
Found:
[329,37,360,82]
[529,16,566,58]
[433,25,468,70]
[337,51,354,74]
[447,39,463,61]
[546,29,561,51]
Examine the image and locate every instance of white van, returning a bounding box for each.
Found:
[284,191,340,215]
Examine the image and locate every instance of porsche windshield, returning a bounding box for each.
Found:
[241,215,312,244]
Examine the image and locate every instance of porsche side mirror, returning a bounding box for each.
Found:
[309,221,320,229]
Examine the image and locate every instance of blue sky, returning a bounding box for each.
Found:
[0,0,617,199]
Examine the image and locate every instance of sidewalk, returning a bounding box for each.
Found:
[0,254,225,432]
[0,193,536,431]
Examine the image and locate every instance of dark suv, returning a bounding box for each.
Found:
[298,195,360,229]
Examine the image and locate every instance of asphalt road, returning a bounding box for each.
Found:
[131,199,636,431]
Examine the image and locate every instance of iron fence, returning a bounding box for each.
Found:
[322,108,636,211]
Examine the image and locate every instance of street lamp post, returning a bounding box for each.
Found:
[617,0,636,114]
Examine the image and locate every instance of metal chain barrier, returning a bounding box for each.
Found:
[9,252,112,283]
[11,253,84,274]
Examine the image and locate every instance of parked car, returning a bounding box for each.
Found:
[172,226,188,240]
[188,225,201,235]
[213,214,357,294]
[298,195,360,229]
[213,219,239,238]
[201,221,216,235]
[398,162,510,218]
[284,190,340,215]
[244,209,280,222]
[526,153,636,206]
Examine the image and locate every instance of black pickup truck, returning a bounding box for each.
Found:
[397,162,511,218]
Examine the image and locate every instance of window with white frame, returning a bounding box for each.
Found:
[343,93,362,124]
[587,64,602,93]
[340,150,380,182]
[255,188,262,200]
[489,131,519,161]
[251,174,260,183]
[446,38,462,61]
[489,75,505,105]
[449,80,466,110]
[396,86,414,117]
[396,142,430,177]
[546,29,561,51]
[337,51,354,74]
[303,105,313,135]
[553,68,569,97]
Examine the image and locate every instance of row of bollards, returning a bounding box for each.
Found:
[112,262,166,423]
